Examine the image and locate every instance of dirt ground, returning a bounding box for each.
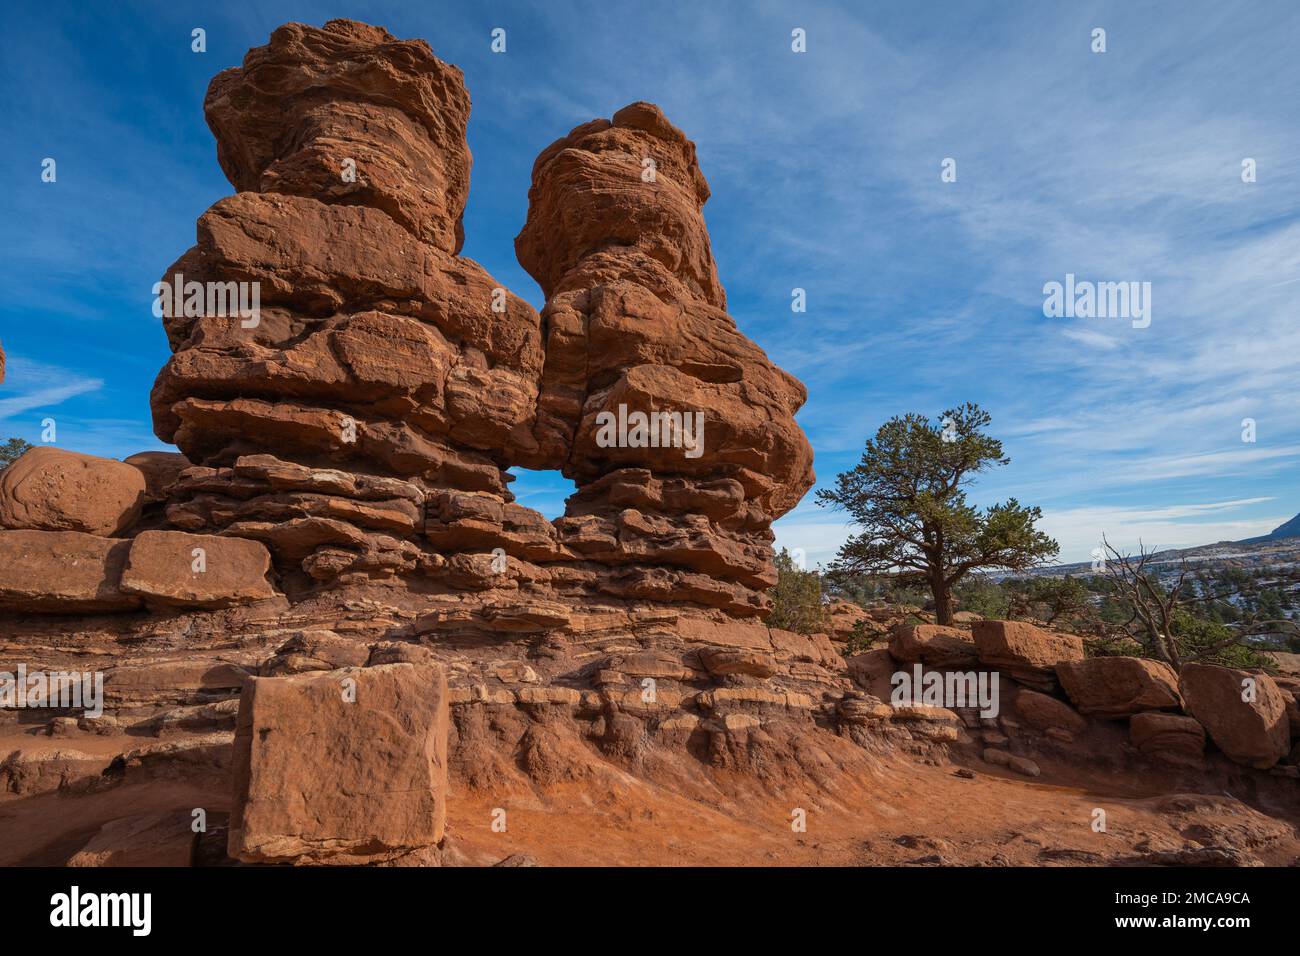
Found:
[443,754,1300,867]
[3,718,1297,867]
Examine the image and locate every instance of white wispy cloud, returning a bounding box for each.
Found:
[1060,327,1122,351]
[0,356,103,422]
[4,1,1296,539]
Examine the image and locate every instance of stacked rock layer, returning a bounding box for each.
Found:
[3,20,1296,868]
[144,18,813,635]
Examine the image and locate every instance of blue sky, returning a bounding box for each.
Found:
[2,0,1297,564]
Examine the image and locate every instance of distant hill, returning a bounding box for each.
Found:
[1030,510,1300,580]
[1240,512,1300,545]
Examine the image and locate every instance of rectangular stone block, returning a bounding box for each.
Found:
[228,662,447,864]
[121,530,277,609]
[972,620,1084,691]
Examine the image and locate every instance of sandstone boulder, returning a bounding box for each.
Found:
[229,662,448,864]
[261,630,369,675]
[1129,712,1205,766]
[824,598,871,643]
[1013,688,1087,734]
[0,748,111,796]
[983,748,1041,777]
[1180,664,1290,769]
[0,447,145,536]
[124,451,192,503]
[846,648,897,700]
[699,646,776,678]
[120,530,277,609]
[972,621,1084,691]
[1055,657,1182,717]
[0,530,139,612]
[889,624,979,670]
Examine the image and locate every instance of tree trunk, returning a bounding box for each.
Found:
[1141,624,1179,670]
[930,569,954,626]
[1160,631,1182,671]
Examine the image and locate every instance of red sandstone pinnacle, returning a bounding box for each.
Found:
[511,101,814,616]
[150,19,544,492]
[141,18,816,620]
[205,19,473,254]
[516,101,815,520]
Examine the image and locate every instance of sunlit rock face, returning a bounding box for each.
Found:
[147,20,545,594]
[516,101,815,618]
[2,18,1296,872]
[146,19,814,623]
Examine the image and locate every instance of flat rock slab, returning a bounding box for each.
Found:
[104,659,251,711]
[67,810,198,867]
[1056,656,1182,717]
[0,529,140,612]
[229,662,447,865]
[120,530,277,609]
[889,624,979,670]
[973,621,1084,691]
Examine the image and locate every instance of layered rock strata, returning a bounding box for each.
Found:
[142,20,813,635]
[2,19,1298,868]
